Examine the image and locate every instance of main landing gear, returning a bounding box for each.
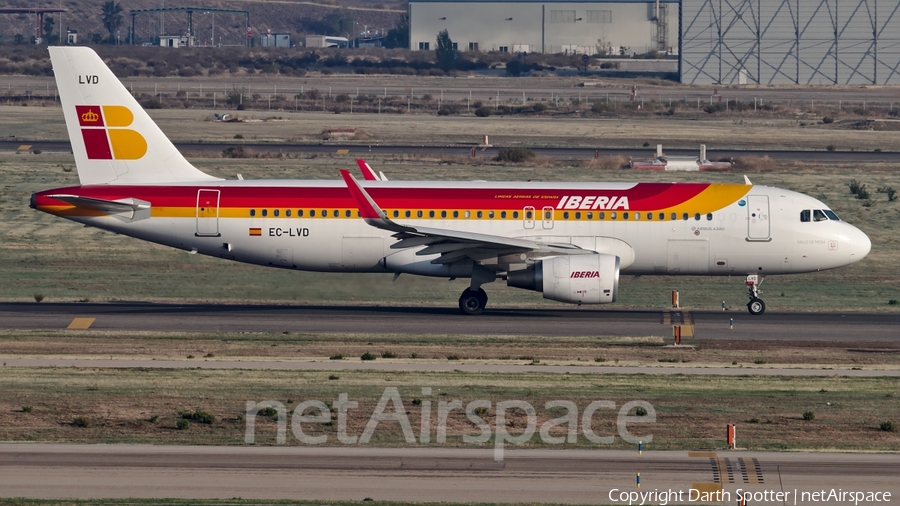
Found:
[458,288,488,315]
[458,264,495,315]
[745,275,765,315]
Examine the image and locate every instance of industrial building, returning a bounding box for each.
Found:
[408,0,679,56]
[680,0,900,85]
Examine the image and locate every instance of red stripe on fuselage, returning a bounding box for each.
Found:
[34,183,711,211]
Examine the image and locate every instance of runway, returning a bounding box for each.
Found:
[1,302,898,342]
[1,445,896,502]
[4,140,900,162]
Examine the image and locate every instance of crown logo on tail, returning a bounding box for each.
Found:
[81,109,100,123]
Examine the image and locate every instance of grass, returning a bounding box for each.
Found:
[0,367,897,450]
[0,328,899,369]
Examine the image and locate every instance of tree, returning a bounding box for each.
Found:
[42,16,56,44]
[435,30,455,71]
[383,16,409,49]
[101,1,123,44]
[13,33,25,45]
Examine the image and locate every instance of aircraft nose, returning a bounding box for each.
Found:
[849,226,871,263]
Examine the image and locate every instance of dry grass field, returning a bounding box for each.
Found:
[0,367,897,450]
[2,105,900,151]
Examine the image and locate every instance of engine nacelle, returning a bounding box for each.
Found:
[507,254,619,304]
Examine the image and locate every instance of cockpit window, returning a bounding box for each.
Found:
[823,210,840,221]
[813,210,828,222]
[800,210,810,222]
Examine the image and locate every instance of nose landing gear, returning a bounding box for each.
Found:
[746,275,765,315]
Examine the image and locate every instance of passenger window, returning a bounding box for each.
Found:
[345,210,351,217]
[286,209,292,217]
[659,213,665,220]
[310,210,315,217]
[453,210,459,218]
[610,212,617,220]
[694,213,701,221]
[274,209,280,217]
[298,209,304,217]
[587,212,593,219]
[599,212,605,219]
[477,211,483,218]
[513,211,519,219]
[646,212,652,220]
[813,210,828,222]
[634,213,640,221]
[417,210,423,218]
[563,212,570,219]
[262,209,268,217]
[489,211,495,219]
[544,210,552,219]
[331,209,336,217]
[525,211,533,219]
[405,210,411,218]
[321,209,327,217]
[465,211,471,218]
[441,210,447,218]
[250,209,256,217]
[623,212,629,220]
[706,213,713,221]
[429,210,435,218]
[682,213,689,221]
[671,213,677,220]
[501,211,507,219]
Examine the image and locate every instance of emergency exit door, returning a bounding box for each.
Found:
[747,195,770,241]
[196,189,220,237]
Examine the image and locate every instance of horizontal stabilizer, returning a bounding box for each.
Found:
[47,194,150,220]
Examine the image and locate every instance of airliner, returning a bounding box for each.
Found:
[31,47,871,315]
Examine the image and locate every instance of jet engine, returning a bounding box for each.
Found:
[507,253,619,304]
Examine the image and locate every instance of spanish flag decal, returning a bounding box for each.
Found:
[249,228,262,236]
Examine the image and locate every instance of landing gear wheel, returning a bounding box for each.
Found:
[458,288,488,315]
[747,298,766,316]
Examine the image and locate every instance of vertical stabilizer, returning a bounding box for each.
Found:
[49,47,220,185]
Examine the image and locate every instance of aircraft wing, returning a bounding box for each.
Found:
[356,159,381,181]
[340,170,583,265]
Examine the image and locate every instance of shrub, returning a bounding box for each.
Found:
[32,149,41,154]
[856,186,870,200]
[531,103,546,112]
[328,374,340,380]
[748,417,760,423]
[181,409,215,424]
[259,407,278,418]
[633,406,648,416]
[880,420,896,432]
[233,134,243,139]
[222,146,249,159]
[447,354,460,361]
[33,294,44,302]
[22,406,33,413]
[176,419,190,430]
[381,351,397,358]
[849,179,863,194]
[473,406,489,417]
[594,357,607,363]
[437,107,451,116]
[149,415,159,423]
[411,398,422,406]
[826,144,836,151]
[361,351,377,361]
[822,116,835,124]
[140,98,163,109]
[329,354,344,360]
[474,106,492,117]
[410,353,419,359]
[754,358,767,364]
[889,300,899,305]
[495,146,535,163]
[73,417,89,428]
[802,410,815,421]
